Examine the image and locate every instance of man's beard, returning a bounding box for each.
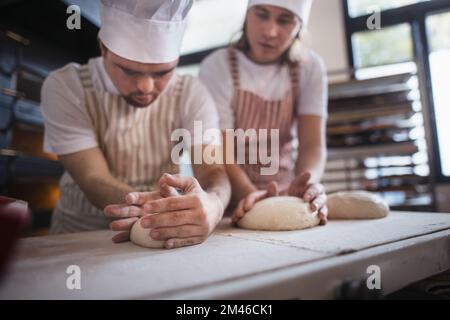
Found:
[123,92,159,108]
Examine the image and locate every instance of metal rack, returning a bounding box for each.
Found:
[324,70,436,212]
[0,29,63,232]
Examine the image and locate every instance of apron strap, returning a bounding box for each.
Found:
[78,64,105,151]
[288,61,300,116]
[173,74,186,97]
[76,64,105,151]
[228,47,241,89]
[228,47,301,113]
[78,65,94,89]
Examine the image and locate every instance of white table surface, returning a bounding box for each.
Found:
[1,211,449,299]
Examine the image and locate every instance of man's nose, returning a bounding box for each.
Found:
[136,76,154,94]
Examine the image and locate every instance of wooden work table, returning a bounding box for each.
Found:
[1,211,450,299]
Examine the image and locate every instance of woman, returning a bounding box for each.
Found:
[199,0,328,223]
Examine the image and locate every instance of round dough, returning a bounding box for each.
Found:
[130,217,165,249]
[327,191,389,220]
[237,196,320,231]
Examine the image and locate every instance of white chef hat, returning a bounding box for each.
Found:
[98,0,193,64]
[247,0,313,25]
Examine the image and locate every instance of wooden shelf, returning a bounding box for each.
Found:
[328,141,419,160]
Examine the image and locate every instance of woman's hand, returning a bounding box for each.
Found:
[288,171,328,225]
[231,181,279,223]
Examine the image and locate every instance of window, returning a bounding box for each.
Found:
[427,10,450,177]
[347,0,431,17]
[351,23,416,79]
[352,23,414,68]
[344,0,450,182]
[176,64,200,76]
[180,0,246,55]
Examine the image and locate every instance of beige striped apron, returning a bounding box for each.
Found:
[50,65,187,234]
[229,48,300,191]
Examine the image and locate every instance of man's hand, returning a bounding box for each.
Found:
[104,191,160,243]
[139,173,224,249]
[288,171,328,225]
[231,181,279,223]
[103,177,179,243]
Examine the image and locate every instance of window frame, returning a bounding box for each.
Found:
[342,0,450,183]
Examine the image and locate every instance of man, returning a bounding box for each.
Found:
[41,0,231,249]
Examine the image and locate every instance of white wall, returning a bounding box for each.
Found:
[307,0,349,80]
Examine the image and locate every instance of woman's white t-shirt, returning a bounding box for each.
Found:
[198,47,328,130]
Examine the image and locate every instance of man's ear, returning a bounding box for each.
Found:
[98,39,107,57]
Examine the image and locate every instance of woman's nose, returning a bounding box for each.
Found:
[263,20,279,38]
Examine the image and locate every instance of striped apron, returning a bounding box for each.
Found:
[229,48,300,191]
[50,65,187,234]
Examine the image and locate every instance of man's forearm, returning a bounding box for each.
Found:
[191,160,231,222]
[59,148,135,211]
[80,172,134,210]
[195,165,231,210]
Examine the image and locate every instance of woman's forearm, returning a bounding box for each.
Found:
[221,131,257,202]
[295,145,327,183]
[294,115,328,184]
[225,163,258,203]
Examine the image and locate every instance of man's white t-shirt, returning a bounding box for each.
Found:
[198,48,328,130]
[41,57,221,156]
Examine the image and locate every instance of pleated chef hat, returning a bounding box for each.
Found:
[248,0,313,25]
[98,0,193,64]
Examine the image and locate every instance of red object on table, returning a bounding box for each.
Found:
[0,196,30,282]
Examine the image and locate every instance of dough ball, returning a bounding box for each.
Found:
[327,191,389,220]
[237,196,320,231]
[130,217,165,249]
